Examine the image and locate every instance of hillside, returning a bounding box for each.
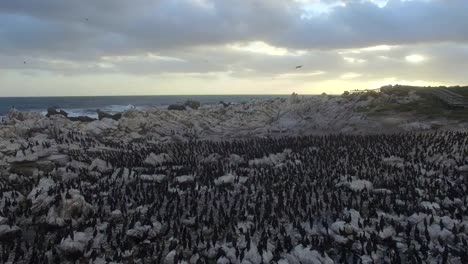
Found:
[351,85,468,120]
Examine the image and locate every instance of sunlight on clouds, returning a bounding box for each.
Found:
[343,57,366,63]
[101,54,185,62]
[187,0,214,9]
[39,58,116,70]
[276,71,326,79]
[360,45,394,52]
[159,71,234,79]
[339,45,397,55]
[296,0,346,19]
[297,0,389,20]
[38,58,82,68]
[147,53,186,62]
[0,68,451,96]
[405,54,425,63]
[97,62,115,69]
[371,78,443,88]
[340,72,362,79]
[101,55,138,62]
[228,41,307,56]
[367,0,389,8]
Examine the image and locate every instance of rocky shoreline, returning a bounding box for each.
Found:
[2,93,467,143]
[0,94,467,263]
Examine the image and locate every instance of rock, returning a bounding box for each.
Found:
[46,154,69,166]
[202,153,222,163]
[59,232,90,258]
[9,150,39,163]
[288,92,301,104]
[168,104,186,111]
[0,225,21,241]
[28,178,56,214]
[0,141,21,155]
[126,224,152,240]
[68,116,96,122]
[7,108,42,121]
[184,100,201,110]
[214,174,236,186]
[144,153,172,166]
[45,107,96,122]
[89,158,112,173]
[140,174,166,183]
[110,210,123,221]
[97,110,122,121]
[292,245,334,264]
[46,107,68,118]
[420,201,440,212]
[175,175,194,183]
[84,119,118,135]
[336,178,373,192]
[54,167,78,182]
[61,189,94,219]
[229,154,244,164]
[10,163,40,177]
[219,101,231,108]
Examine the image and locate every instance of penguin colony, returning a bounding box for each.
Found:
[0,129,468,263]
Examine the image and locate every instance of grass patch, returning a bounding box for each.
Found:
[446,86,468,97]
[359,92,468,120]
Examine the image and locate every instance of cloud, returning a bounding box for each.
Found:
[2,0,468,58]
[405,54,426,63]
[1,0,468,95]
[340,72,362,79]
[227,41,307,56]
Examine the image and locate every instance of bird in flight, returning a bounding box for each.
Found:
[295,65,302,69]
[23,61,26,64]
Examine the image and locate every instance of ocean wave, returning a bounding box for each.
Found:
[37,105,150,119]
[101,104,138,113]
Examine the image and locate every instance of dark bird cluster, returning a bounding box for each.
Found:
[0,131,468,263]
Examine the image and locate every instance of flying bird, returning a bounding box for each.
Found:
[295,65,302,69]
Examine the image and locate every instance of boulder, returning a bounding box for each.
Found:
[10,163,40,177]
[184,100,201,110]
[61,189,94,219]
[46,154,69,166]
[46,107,68,118]
[144,153,172,166]
[68,116,96,122]
[84,119,118,135]
[0,225,21,241]
[28,178,56,215]
[89,158,112,173]
[168,104,186,111]
[219,101,231,108]
[59,232,91,258]
[97,110,122,121]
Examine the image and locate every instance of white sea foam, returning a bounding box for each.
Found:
[36,105,150,119]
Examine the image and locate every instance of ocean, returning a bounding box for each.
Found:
[0,95,291,118]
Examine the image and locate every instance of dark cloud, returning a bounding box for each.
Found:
[2,0,468,58]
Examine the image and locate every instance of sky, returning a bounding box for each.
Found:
[1,0,468,96]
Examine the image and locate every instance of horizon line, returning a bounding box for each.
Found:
[0,93,331,98]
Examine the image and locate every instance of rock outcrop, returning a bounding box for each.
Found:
[168,104,186,111]
[97,110,122,121]
[46,107,68,118]
[184,100,201,110]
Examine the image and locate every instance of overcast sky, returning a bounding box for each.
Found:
[1,0,467,96]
